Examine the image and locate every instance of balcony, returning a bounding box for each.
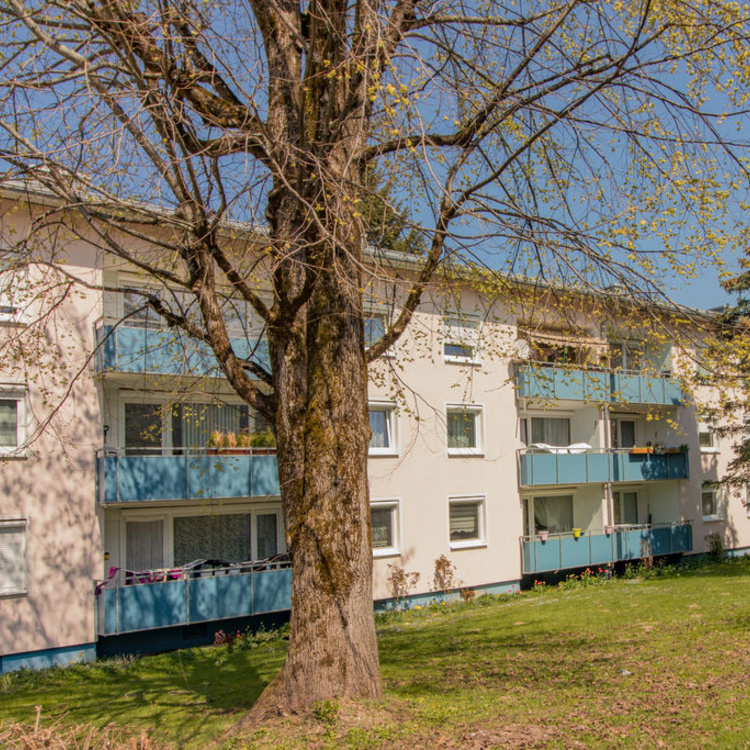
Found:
[518,448,689,487]
[516,363,682,406]
[97,448,280,504]
[96,563,292,635]
[94,321,270,377]
[521,522,693,574]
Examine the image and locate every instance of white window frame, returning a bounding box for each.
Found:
[446,404,484,456]
[0,518,27,596]
[701,482,722,522]
[443,310,481,365]
[364,307,394,356]
[698,418,718,453]
[0,270,28,326]
[613,488,640,526]
[0,387,26,457]
[368,402,398,456]
[370,499,400,557]
[448,495,486,550]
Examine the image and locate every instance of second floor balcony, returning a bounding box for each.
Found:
[516,363,682,406]
[95,321,270,378]
[518,447,689,487]
[97,447,280,504]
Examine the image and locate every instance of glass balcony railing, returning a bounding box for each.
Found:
[516,363,682,406]
[521,522,693,574]
[518,448,689,487]
[96,448,280,504]
[94,321,270,377]
[96,562,292,635]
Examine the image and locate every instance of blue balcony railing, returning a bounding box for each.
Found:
[96,564,292,635]
[521,522,693,574]
[97,448,280,504]
[516,363,682,406]
[518,449,689,487]
[94,321,270,377]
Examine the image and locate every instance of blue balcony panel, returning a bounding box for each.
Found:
[516,365,609,402]
[521,523,693,574]
[95,324,270,378]
[519,450,688,487]
[98,450,280,504]
[98,568,293,635]
[516,364,683,406]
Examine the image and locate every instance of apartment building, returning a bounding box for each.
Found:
[1,186,748,672]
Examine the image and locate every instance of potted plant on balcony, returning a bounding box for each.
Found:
[539,530,549,542]
[629,446,653,455]
[573,527,582,539]
[248,428,276,454]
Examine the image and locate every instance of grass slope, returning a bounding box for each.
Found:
[3,559,750,748]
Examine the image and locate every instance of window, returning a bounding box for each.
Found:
[611,418,637,449]
[524,495,574,535]
[0,270,29,325]
[0,390,25,456]
[0,519,27,596]
[702,483,721,521]
[521,416,571,447]
[699,419,717,452]
[364,310,387,350]
[122,289,161,329]
[125,518,165,571]
[613,490,639,525]
[447,405,483,455]
[369,403,397,455]
[610,341,644,372]
[449,496,485,548]
[174,513,251,565]
[124,403,163,455]
[443,310,481,364]
[371,501,399,556]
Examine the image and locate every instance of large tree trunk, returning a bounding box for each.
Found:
[241,184,382,721]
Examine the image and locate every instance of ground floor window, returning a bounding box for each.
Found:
[0,519,27,595]
[449,496,485,548]
[123,506,283,570]
[370,501,399,556]
[702,483,721,521]
[524,495,574,535]
[613,490,639,525]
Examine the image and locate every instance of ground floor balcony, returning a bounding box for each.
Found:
[97,448,280,504]
[520,521,693,574]
[518,448,689,487]
[96,561,292,636]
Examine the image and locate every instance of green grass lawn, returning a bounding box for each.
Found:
[4,559,750,749]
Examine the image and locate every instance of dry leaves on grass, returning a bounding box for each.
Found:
[0,705,157,749]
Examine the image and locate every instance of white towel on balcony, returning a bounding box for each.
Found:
[529,442,592,454]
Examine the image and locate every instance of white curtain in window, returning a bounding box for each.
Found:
[177,403,248,448]
[450,502,479,540]
[0,522,26,595]
[371,507,393,548]
[0,400,17,447]
[533,496,574,533]
[448,411,477,449]
[369,409,390,449]
[531,417,570,446]
[126,520,164,571]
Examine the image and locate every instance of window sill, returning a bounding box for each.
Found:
[368,450,399,458]
[373,548,400,559]
[444,356,482,366]
[0,449,27,460]
[447,449,484,457]
[702,515,723,523]
[449,540,487,551]
[700,448,720,454]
